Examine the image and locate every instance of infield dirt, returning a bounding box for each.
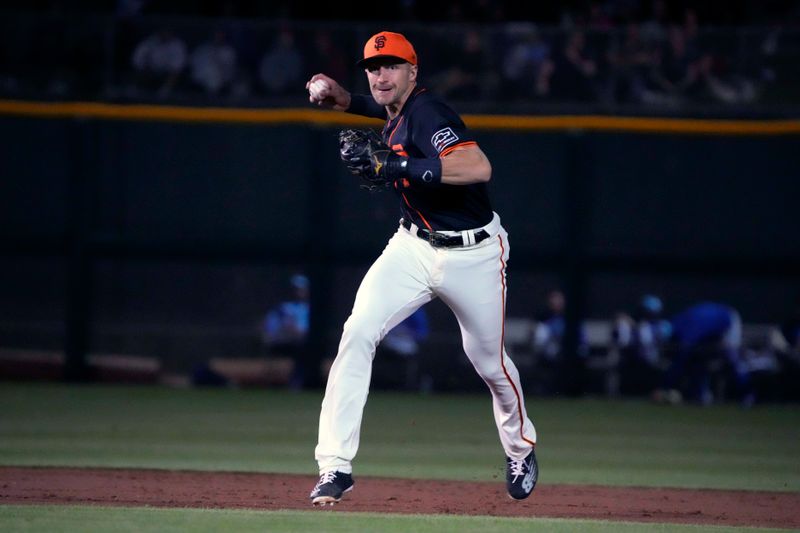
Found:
[2,467,799,528]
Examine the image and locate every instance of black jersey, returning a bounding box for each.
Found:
[349,88,494,232]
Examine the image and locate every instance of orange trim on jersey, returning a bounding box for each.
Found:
[439,140,478,158]
[386,115,405,147]
[498,235,536,448]
[391,143,408,157]
[401,192,432,231]
[389,112,432,229]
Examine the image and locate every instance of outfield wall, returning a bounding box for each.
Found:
[1,106,798,383]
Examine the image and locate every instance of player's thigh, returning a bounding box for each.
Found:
[350,233,435,331]
[437,239,508,343]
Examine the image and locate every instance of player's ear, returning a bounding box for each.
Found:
[409,64,418,82]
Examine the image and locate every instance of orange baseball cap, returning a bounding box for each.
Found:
[357,31,418,67]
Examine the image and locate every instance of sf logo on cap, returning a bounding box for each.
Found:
[374,35,386,51]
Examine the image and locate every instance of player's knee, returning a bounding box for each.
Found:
[483,366,509,384]
[469,357,506,382]
[341,315,381,350]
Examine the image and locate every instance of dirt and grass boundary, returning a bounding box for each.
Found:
[2,466,798,529]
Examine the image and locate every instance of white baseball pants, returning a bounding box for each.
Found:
[315,212,537,474]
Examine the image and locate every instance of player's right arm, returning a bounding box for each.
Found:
[306,73,386,119]
[306,73,350,111]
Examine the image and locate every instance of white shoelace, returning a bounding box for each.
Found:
[509,459,526,481]
[315,471,337,489]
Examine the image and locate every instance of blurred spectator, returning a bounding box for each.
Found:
[373,307,430,390]
[646,16,759,107]
[648,25,704,106]
[262,273,310,389]
[700,53,758,105]
[533,289,567,361]
[263,273,310,346]
[605,22,660,104]
[679,7,756,106]
[26,3,98,97]
[112,1,146,91]
[682,7,701,51]
[640,0,668,47]
[500,23,553,100]
[586,1,614,31]
[258,26,304,96]
[381,307,429,358]
[131,28,187,98]
[612,294,672,396]
[656,301,754,406]
[432,28,494,101]
[780,299,800,356]
[775,295,800,401]
[1,10,798,109]
[188,29,238,96]
[550,30,599,102]
[757,24,781,89]
[532,289,588,393]
[306,29,348,88]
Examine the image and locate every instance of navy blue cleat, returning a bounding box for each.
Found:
[506,449,538,500]
[310,471,354,506]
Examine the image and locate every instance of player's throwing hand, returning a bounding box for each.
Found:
[306,74,350,111]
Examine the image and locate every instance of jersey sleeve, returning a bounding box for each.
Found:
[410,98,475,159]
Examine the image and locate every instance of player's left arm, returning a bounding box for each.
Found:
[401,99,491,187]
[439,143,491,185]
[372,138,489,188]
[351,100,491,188]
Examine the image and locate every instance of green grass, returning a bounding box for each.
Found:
[1,384,799,491]
[0,506,795,533]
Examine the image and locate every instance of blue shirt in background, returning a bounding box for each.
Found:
[670,302,733,347]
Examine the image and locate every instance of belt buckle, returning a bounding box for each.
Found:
[427,231,450,248]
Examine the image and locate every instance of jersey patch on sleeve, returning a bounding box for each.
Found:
[431,127,459,153]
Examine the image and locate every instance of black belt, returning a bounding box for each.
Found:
[401,218,491,248]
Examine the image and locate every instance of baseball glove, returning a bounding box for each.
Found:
[338,129,394,192]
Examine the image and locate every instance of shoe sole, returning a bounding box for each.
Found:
[311,485,353,506]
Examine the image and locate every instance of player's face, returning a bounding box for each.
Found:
[365,61,417,107]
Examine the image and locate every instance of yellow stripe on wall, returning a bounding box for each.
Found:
[464,114,800,135]
[0,100,378,126]
[0,99,798,135]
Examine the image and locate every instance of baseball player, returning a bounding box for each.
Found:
[305,30,538,505]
